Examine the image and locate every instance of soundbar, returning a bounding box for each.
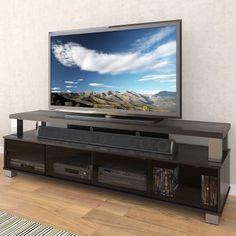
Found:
[37,126,177,155]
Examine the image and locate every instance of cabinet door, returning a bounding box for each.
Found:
[45,145,92,183]
[93,152,147,193]
[5,139,45,174]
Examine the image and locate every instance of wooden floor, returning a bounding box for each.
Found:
[0,156,236,236]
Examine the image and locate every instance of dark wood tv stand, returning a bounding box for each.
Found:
[3,110,231,225]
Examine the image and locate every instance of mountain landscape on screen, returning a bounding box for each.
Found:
[51,90,176,112]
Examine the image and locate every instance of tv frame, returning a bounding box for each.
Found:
[49,19,182,119]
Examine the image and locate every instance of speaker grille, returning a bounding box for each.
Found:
[37,126,177,155]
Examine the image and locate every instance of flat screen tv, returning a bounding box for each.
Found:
[49,20,182,119]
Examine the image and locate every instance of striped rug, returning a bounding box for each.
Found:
[0,211,77,236]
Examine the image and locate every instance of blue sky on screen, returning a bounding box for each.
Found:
[51,25,177,95]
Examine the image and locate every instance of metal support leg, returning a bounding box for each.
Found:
[17,119,23,138]
[4,170,17,178]
[205,213,220,225]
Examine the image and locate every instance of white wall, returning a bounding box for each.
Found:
[0,0,236,183]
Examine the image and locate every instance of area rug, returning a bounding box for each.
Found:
[0,211,77,236]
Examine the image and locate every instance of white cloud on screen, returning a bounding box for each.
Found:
[138,74,176,81]
[133,26,175,52]
[89,83,113,88]
[52,40,176,75]
[66,85,78,90]
[65,80,78,84]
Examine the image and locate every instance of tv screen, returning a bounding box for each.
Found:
[49,20,181,118]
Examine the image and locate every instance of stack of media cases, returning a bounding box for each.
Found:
[153,166,179,197]
[201,175,218,207]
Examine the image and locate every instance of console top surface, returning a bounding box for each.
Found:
[10,110,230,138]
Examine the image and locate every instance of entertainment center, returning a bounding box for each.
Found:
[2,18,231,225]
[3,110,230,225]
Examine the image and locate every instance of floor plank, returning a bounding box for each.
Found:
[83,209,189,236]
[91,225,144,236]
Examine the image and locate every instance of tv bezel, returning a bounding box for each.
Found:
[49,19,182,119]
